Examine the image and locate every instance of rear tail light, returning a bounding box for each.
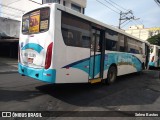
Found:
[151,56,154,62]
[45,42,53,69]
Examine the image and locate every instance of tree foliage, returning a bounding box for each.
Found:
[147,33,160,46]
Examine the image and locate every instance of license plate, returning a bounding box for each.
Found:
[28,58,33,64]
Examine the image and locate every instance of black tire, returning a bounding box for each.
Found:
[106,66,117,84]
[148,66,152,70]
[142,63,145,70]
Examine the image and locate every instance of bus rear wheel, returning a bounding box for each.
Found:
[106,66,117,84]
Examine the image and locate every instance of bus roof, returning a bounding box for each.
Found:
[23,3,150,45]
[151,44,160,49]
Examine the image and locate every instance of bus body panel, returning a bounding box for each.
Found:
[18,5,57,83]
[50,8,90,83]
[149,45,160,67]
[18,3,149,84]
[18,63,56,83]
[103,51,143,78]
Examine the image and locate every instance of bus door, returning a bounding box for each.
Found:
[89,28,105,83]
[145,44,150,68]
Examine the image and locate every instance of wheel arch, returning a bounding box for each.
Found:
[108,63,117,74]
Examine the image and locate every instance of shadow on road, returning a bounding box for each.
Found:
[0,89,43,102]
[149,67,160,71]
[36,71,160,107]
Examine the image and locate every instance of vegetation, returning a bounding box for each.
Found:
[147,33,160,46]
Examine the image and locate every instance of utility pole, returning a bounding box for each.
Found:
[119,10,139,29]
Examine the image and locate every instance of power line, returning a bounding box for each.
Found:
[130,20,143,29]
[118,10,139,29]
[106,0,144,27]
[131,18,144,28]
[136,19,143,25]
[96,0,120,14]
[103,0,122,12]
[132,20,140,26]
[129,11,143,25]
[122,7,143,27]
[121,20,132,28]
[154,0,160,7]
[120,8,144,28]
[121,19,143,29]
[107,0,129,12]
[95,0,143,29]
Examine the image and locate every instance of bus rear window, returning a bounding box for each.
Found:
[22,7,50,34]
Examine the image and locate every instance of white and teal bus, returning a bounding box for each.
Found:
[148,45,160,69]
[18,3,150,84]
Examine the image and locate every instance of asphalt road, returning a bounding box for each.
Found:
[1,70,160,120]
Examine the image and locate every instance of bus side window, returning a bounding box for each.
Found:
[105,29,118,51]
[150,48,153,53]
[119,34,125,52]
[156,47,159,56]
[82,36,90,48]
[62,28,69,44]
[67,31,74,45]
[128,39,136,53]
[61,12,91,48]
[106,39,117,51]
[127,38,141,54]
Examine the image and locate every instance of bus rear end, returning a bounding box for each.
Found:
[18,6,56,83]
[149,45,160,68]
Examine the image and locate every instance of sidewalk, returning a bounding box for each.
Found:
[0,57,18,73]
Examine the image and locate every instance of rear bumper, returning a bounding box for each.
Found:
[18,63,56,83]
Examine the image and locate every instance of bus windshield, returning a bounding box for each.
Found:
[22,7,50,34]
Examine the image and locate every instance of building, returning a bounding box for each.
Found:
[43,0,86,13]
[0,0,87,21]
[0,17,20,38]
[0,0,87,58]
[125,25,160,41]
[0,17,19,58]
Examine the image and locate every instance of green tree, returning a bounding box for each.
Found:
[147,33,160,46]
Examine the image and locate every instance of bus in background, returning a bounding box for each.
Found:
[18,3,150,84]
[148,45,160,69]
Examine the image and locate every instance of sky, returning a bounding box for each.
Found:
[85,0,160,29]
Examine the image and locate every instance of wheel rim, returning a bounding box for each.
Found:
[109,71,115,82]
[106,66,117,84]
